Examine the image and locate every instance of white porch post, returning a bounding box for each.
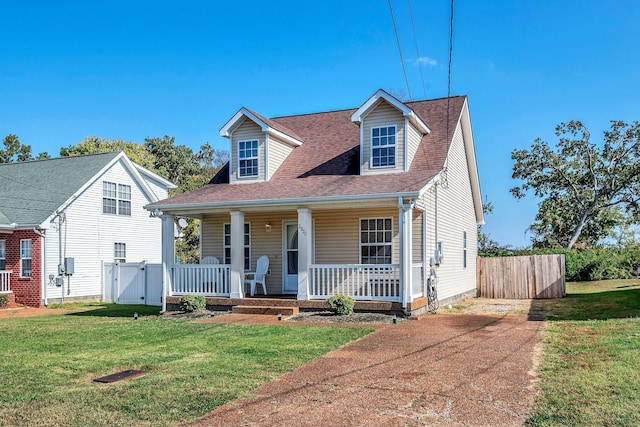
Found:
[230,211,245,298]
[161,214,175,313]
[297,208,312,300]
[399,203,413,309]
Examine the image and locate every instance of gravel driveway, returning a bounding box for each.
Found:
[190,311,543,426]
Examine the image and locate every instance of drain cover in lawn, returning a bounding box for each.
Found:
[93,370,148,383]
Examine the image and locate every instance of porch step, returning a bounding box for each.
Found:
[232,305,299,316]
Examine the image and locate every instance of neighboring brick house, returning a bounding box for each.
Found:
[147,89,484,315]
[0,152,175,307]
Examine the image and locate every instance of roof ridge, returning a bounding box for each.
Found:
[0,150,121,168]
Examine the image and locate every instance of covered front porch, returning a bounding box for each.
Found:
[157,199,428,312]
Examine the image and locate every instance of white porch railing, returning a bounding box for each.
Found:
[309,264,401,301]
[171,265,231,296]
[0,270,11,293]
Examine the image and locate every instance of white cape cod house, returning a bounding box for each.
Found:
[0,151,175,307]
[147,90,483,315]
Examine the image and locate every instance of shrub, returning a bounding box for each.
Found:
[0,294,8,308]
[327,294,355,315]
[178,294,206,313]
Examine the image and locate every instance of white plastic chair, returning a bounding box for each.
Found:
[244,255,269,296]
[201,256,220,264]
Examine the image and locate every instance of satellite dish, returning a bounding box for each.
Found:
[178,218,188,228]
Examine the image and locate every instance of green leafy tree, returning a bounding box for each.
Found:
[0,134,33,163]
[143,136,201,190]
[511,120,640,249]
[60,136,155,170]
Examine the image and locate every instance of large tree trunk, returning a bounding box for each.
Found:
[566,207,593,249]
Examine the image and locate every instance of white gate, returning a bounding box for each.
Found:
[102,262,162,306]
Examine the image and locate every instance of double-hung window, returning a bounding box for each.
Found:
[238,140,259,177]
[114,243,126,263]
[20,239,32,277]
[0,240,5,270]
[224,223,251,269]
[371,125,396,167]
[103,181,131,216]
[360,218,393,264]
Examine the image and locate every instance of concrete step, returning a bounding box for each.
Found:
[232,305,299,316]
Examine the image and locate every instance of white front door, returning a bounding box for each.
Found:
[283,222,298,293]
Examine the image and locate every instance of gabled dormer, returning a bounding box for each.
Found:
[351,89,430,175]
[220,108,303,184]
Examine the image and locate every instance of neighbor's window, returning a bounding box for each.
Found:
[238,140,259,177]
[20,239,32,278]
[463,230,467,268]
[224,223,251,269]
[360,218,393,264]
[371,125,396,167]
[114,243,126,263]
[103,181,131,216]
[0,240,6,270]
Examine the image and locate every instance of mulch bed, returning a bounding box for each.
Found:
[287,311,402,324]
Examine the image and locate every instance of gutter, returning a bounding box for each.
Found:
[145,191,422,213]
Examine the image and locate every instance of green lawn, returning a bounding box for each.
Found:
[0,304,372,426]
[527,279,640,426]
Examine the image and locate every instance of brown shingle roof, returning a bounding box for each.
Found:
[150,96,467,208]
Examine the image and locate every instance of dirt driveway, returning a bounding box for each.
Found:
[190,312,543,426]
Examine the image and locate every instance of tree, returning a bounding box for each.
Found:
[511,120,640,249]
[60,136,155,170]
[0,134,32,163]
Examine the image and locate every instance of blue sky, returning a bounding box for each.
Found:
[1,1,639,248]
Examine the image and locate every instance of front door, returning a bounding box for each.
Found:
[283,222,298,293]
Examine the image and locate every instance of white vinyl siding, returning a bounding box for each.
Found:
[361,100,405,175]
[0,240,5,270]
[230,120,265,184]
[267,136,295,179]
[406,122,423,171]
[20,239,32,278]
[420,122,478,301]
[43,158,165,302]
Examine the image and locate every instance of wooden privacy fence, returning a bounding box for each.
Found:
[477,255,566,299]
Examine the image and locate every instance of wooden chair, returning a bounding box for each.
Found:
[244,255,269,296]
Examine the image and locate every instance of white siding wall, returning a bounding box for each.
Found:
[361,101,405,175]
[267,136,295,179]
[142,175,170,201]
[422,123,478,302]
[406,123,423,171]
[230,120,266,184]
[43,159,164,301]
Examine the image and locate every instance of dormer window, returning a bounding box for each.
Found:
[238,140,259,177]
[371,125,396,167]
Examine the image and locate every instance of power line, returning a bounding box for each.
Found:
[407,0,427,99]
[388,0,412,101]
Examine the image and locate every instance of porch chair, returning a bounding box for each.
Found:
[201,256,220,264]
[244,255,269,296]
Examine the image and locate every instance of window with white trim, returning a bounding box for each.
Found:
[238,140,259,177]
[0,240,5,270]
[360,218,393,264]
[114,243,126,263]
[224,223,251,269]
[463,231,467,268]
[371,125,396,167]
[20,239,32,277]
[103,181,131,216]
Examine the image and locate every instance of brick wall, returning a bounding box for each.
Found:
[6,230,42,307]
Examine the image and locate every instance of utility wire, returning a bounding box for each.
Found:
[388,0,412,101]
[407,0,427,99]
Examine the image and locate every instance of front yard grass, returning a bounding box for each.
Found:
[527,279,640,426]
[0,304,373,426]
